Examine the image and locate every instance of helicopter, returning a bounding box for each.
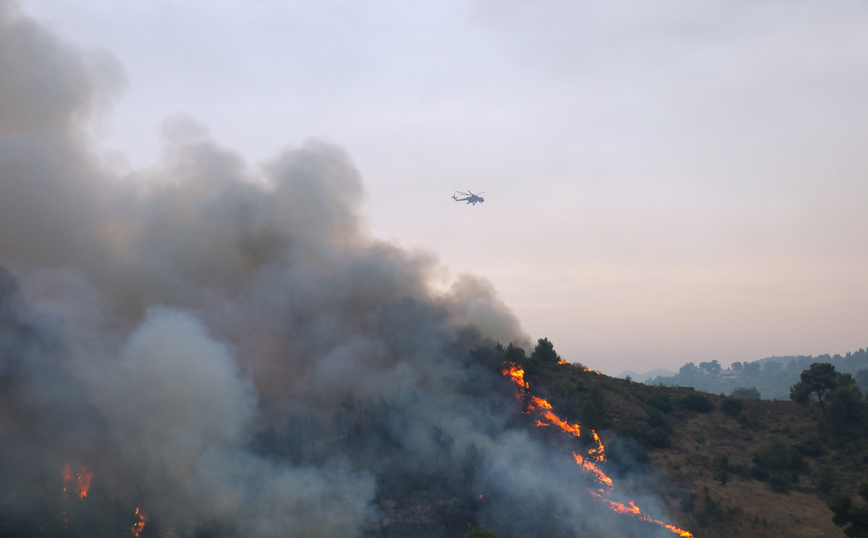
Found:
[452,190,485,205]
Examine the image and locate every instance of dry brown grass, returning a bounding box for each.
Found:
[528,364,867,538]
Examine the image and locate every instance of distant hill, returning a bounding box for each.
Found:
[641,348,868,400]
[618,368,676,381]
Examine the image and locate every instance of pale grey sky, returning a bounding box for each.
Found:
[21,0,868,375]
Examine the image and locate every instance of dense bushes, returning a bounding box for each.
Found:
[730,386,761,398]
[647,389,673,413]
[751,438,808,493]
[623,415,673,450]
[580,386,610,430]
[830,481,868,537]
[675,393,714,413]
[720,398,744,417]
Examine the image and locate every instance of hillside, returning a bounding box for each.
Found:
[4,334,865,538]
[521,352,867,538]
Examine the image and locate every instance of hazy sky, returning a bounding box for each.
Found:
[20,0,868,376]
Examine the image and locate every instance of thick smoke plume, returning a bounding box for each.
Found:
[0,3,681,537]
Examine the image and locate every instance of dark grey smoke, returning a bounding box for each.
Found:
[0,3,682,537]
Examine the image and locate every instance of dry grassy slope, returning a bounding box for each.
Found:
[528,363,867,538]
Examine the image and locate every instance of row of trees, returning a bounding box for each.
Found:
[646,348,868,400]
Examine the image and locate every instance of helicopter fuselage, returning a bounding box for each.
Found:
[452,191,485,205]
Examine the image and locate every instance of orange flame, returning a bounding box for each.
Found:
[529,396,551,411]
[588,430,606,463]
[539,409,582,438]
[583,368,602,375]
[131,507,146,537]
[573,452,613,491]
[502,362,693,537]
[61,464,147,536]
[503,364,528,389]
[590,492,693,537]
[63,464,92,499]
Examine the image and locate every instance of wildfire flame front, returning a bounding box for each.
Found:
[502,363,693,537]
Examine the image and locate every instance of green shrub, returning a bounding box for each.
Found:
[647,408,673,432]
[622,424,671,450]
[648,390,674,413]
[713,455,730,485]
[720,398,744,417]
[795,434,825,458]
[816,463,841,496]
[752,438,808,492]
[768,470,794,493]
[580,386,610,430]
[730,386,761,399]
[675,393,714,413]
[754,438,807,473]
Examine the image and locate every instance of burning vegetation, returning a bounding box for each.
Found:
[0,4,697,538]
[502,363,693,537]
[131,508,146,537]
[62,465,92,500]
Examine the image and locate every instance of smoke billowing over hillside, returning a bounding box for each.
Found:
[0,3,682,536]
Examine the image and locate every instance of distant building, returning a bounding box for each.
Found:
[719,369,744,380]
